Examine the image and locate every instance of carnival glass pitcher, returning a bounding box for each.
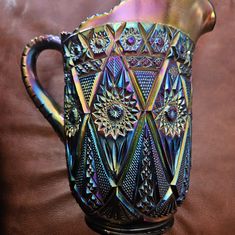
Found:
[21,0,216,234]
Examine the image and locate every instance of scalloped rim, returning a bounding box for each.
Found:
[64,0,215,43]
[76,0,127,33]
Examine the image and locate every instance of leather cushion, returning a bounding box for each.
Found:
[0,0,234,234]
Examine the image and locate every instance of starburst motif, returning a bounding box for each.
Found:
[68,42,84,62]
[90,31,110,54]
[149,26,170,54]
[120,27,143,52]
[154,85,188,137]
[64,96,82,137]
[93,86,139,139]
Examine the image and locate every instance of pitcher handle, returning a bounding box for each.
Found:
[21,35,65,142]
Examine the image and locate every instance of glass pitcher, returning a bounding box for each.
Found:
[21,0,216,234]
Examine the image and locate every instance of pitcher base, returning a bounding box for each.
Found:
[85,216,174,235]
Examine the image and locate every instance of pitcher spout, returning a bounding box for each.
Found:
[199,0,216,37]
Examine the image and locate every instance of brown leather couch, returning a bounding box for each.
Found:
[0,0,234,234]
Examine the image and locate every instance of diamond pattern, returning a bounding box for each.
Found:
[121,128,144,201]
[153,67,188,175]
[134,70,157,101]
[62,22,194,222]
[106,56,123,77]
[92,55,141,176]
[79,74,97,105]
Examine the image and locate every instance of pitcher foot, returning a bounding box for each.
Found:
[85,216,174,235]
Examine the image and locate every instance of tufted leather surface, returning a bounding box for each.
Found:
[0,0,234,234]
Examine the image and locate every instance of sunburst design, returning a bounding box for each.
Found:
[93,86,139,139]
[64,96,82,137]
[90,31,110,54]
[149,26,170,54]
[68,42,84,62]
[120,27,143,52]
[154,87,188,137]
